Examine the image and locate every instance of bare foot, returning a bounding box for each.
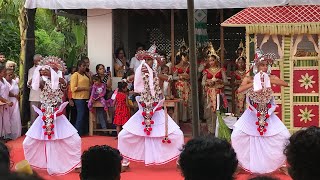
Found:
[121,165,129,173]
[74,167,81,173]
[279,166,289,175]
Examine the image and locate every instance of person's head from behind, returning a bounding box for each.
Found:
[0,172,43,180]
[0,53,6,63]
[179,135,238,180]
[284,126,320,180]
[135,43,145,53]
[0,141,10,174]
[249,176,279,180]
[118,82,128,93]
[161,65,169,75]
[92,75,101,86]
[80,145,122,180]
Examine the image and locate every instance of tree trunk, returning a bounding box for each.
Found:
[19,8,36,132]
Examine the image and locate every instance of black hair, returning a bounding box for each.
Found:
[135,43,145,51]
[92,75,101,82]
[117,82,128,92]
[284,126,320,180]
[249,176,279,180]
[0,64,6,71]
[80,145,122,180]
[0,52,4,56]
[179,135,238,180]
[115,48,126,59]
[161,65,169,72]
[81,56,89,61]
[95,64,105,72]
[76,60,86,70]
[0,142,10,175]
[0,172,43,180]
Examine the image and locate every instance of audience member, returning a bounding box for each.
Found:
[80,145,122,180]
[114,48,128,77]
[27,54,42,125]
[0,141,10,175]
[71,60,90,136]
[179,135,238,180]
[284,126,320,180]
[0,53,6,67]
[0,172,42,180]
[129,43,144,72]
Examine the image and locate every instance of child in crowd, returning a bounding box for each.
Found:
[0,65,13,141]
[113,82,130,138]
[88,76,109,112]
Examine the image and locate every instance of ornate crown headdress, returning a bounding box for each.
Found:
[252,48,277,74]
[203,42,220,61]
[39,56,67,72]
[135,43,165,67]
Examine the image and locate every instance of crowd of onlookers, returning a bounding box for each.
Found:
[0,126,320,179]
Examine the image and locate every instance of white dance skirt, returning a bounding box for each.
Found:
[231,109,290,174]
[118,97,184,165]
[23,102,81,175]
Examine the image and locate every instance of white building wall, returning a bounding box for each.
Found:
[87,9,113,75]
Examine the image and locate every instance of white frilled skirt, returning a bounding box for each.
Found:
[231,109,290,174]
[23,102,81,175]
[118,97,184,165]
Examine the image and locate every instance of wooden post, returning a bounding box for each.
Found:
[171,10,175,65]
[187,0,200,137]
[22,8,36,131]
[220,9,225,65]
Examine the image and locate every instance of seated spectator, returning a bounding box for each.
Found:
[249,176,279,180]
[284,126,320,180]
[0,141,10,175]
[179,135,238,180]
[80,145,122,180]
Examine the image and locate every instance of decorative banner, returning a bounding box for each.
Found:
[275,104,282,120]
[293,69,319,93]
[195,9,208,48]
[271,69,281,93]
[293,105,319,127]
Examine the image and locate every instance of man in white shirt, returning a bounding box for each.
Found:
[27,54,42,124]
[129,43,144,72]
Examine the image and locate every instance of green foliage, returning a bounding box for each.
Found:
[0,20,20,63]
[0,1,87,69]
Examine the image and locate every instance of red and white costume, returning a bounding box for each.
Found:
[118,45,184,166]
[23,57,81,175]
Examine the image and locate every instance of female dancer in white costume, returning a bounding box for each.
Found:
[23,57,81,175]
[118,45,184,169]
[231,49,290,174]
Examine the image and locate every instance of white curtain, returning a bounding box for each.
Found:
[24,0,320,9]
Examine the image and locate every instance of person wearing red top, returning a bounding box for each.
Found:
[232,56,247,117]
[172,51,191,122]
[113,82,130,138]
[202,51,227,134]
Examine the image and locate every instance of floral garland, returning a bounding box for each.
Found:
[248,87,273,136]
[39,79,64,139]
[140,63,171,143]
[41,107,63,139]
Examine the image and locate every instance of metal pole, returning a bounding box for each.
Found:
[219,9,225,65]
[187,0,200,137]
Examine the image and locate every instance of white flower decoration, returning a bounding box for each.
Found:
[298,73,315,90]
[298,107,315,123]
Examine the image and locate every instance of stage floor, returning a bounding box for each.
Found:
[6,136,292,180]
